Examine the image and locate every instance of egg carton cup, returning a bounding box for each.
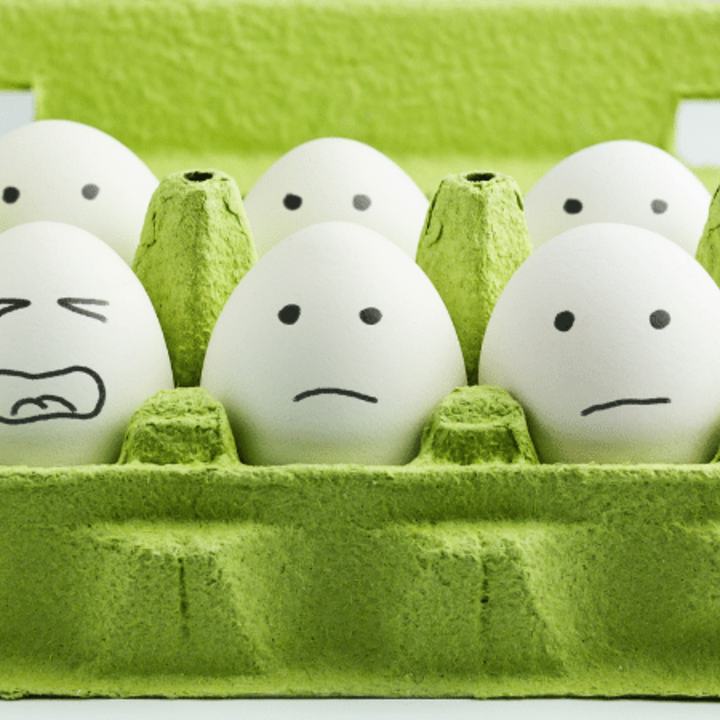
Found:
[3,0,720,701]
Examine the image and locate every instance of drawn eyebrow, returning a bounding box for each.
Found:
[57,298,109,323]
[0,298,31,319]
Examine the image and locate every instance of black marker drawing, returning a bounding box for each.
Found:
[0,298,31,319]
[0,366,106,424]
[57,298,109,323]
[581,397,671,417]
[294,388,378,404]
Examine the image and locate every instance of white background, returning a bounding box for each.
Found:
[2,699,720,719]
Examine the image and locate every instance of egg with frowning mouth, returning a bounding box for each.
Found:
[0,221,173,466]
[201,221,466,465]
[479,222,720,464]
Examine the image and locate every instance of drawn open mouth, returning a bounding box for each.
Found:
[581,397,671,417]
[0,366,106,424]
[293,388,378,404]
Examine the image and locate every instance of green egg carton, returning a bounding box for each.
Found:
[3,0,720,701]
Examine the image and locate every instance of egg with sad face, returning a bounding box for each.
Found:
[0,221,173,466]
[201,221,466,465]
[479,222,720,464]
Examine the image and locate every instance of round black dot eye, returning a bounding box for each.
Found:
[283,193,302,211]
[359,307,382,325]
[353,194,371,211]
[563,198,583,215]
[2,186,19,204]
[554,311,575,332]
[651,199,668,215]
[82,183,100,200]
[649,309,670,329]
[278,304,301,324]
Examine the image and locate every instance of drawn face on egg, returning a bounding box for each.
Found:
[523,140,711,255]
[242,137,429,258]
[201,221,466,465]
[0,221,173,466]
[0,120,158,264]
[479,222,720,463]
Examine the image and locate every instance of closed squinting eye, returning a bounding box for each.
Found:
[0,298,31,318]
[57,298,109,323]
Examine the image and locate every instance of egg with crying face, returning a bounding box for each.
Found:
[201,221,466,465]
[0,120,158,264]
[0,221,173,466]
[242,137,429,258]
[523,140,710,255]
[479,222,720,464]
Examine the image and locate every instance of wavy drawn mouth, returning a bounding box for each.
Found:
[0,366,106,424]
[293,388,379,404]
[581,397,671,417]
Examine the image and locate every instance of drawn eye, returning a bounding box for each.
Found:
[2,187,20,204]
[57,298,109,323]
[563,198,583,214]
[554,311,575,331]
[651,199,668,214]
[359,307,382,325]
[353,194,371,211]
[0,298,30,318]
[278,304,301,324]
[82,183,100,200]
[649,309,670,329]
[283,194,302,211]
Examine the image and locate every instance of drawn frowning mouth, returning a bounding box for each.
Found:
[293,388,378,404]
[581,397,671,417]
[0,367,106,424]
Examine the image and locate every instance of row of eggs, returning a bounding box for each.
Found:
[0,119,712,262]
[0,120,717,467]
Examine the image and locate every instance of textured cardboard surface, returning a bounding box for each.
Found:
[2,1,720,193]
[132,170,256,386]
[416,173,532,383]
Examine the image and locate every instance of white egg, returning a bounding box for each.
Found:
[243,137,429,258]
[524,140,711,255]
[0,221,173,466]
[479,222,720,464]
[0,120,158,264]
[201,221,466,465]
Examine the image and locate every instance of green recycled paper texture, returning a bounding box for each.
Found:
[416,173,533,384]
[133,170,258,387]
[696,182,720,285]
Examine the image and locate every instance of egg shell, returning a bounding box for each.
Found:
[243,137,429,258]
[479,222,720,464]
[0,120,158,264]
[523,140,711,255]
[201,220,466,465]
[0,221,173,466]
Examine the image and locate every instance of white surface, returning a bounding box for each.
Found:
[0,90,35,137]
[2,699,720,719]
[676,99,720,167]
